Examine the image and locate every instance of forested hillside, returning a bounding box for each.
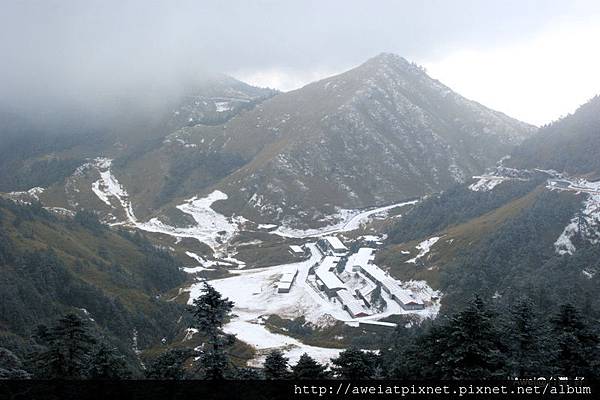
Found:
[380,180,599,315]
[509,95,600,177]
[0,199,189,370]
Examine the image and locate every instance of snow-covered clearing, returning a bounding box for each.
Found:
[137,191,246,253]
[188,244,343,365]
[187,243,440,365]
[273,200,418,238]
[406,237,440,264]
[224,316,342,367]
[189,244,344,324]
[87,158,246,256]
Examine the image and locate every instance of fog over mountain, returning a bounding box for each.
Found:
[2,0,600,124]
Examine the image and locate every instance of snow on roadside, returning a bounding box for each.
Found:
[406,237,440,264]
[274,200,418,238]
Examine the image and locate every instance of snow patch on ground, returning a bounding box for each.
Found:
[224,317,342,367]
[87,158,247,259]
[406,237,440,264]
[188,244,344,365]
[181,251,218,273]
[549,179,600,255]
[137,191,245,253]
[44,207,76,217]
[582,269,596,279]
[468,177,505,192]
[4,186,45,203]
[215,101,232,112]
[257,223,278,229]
[90,158,136,221]
[469,166,531,192]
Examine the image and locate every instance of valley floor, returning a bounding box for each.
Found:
[187,243,439,366]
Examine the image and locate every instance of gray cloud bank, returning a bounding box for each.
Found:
[2,0,599,118]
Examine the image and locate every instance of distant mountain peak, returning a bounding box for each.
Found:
[367,52,410,65]
[358,52,422,76]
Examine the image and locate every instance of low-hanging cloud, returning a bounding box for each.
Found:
[2,0,600,124]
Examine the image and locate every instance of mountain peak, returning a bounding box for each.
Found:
[369,52,409,64]
[360,52,418,73]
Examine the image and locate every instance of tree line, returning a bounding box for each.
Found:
[2,283,598,380]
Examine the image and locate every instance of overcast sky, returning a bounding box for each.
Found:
[2,0,600,125]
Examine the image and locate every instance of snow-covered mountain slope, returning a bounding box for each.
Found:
[129,53,534,228]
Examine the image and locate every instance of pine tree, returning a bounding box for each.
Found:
[291,353,330,379]
[235,367,263,379]
[0,228,14,265]
[32,324,51,345]
[370,284,386,312]
[188,282,235,379]
[434,296,507,379]
[145,348,194,380]
[550,303,599,378]
[331,347,378,380]
[263,349,290,379]
[87,342,131,379]
[505,297,550,378]
[0,347,32,379]
[336,257,347,274]
[383,324,428,379]
[32,313,96,379]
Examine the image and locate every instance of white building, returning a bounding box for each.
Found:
[317,236,348,256]
[380,277,424,310]
[288,245,306,258]
[336,289,370,318]
[277,268,298,293]
[350,248,424,310]
[315,256,345,297]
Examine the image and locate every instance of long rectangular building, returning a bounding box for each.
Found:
[351,248,424,310]
[336,289,370,318]
[380,277,424,310]
[317,236,348,256]
[277,268,298,293]
[315,256,344,297]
